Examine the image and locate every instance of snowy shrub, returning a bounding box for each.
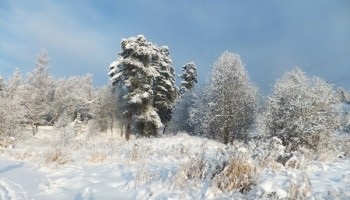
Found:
[214,155,258,193]
[330,133,350,158]
[263,68,340,151]
[234,136,285,170]
[44,149,70,165]
[175,141,261,194]
[88,151,107,163]
[0,137,16,149]
[58,125,76,145]
[15,148,34,160]
[73,116,86,135]
[251,170,312,199]
[177,145,231,181]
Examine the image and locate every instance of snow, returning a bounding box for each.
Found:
[1,127,350,199]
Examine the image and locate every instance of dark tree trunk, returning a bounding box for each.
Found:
[126,111,131,141]
[32,122,39,136]
[223,125,229,144]
[110,116,114,134]
[120,122,124,137]
[162,123,168,135]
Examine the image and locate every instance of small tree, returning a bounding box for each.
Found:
[23,49,55,135]
[92,86,119,133]
[193,52,258,143]
[169,87,199,134]
[263,68,340,151]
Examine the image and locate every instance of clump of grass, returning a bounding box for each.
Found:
[44,149,70,165]
[214,155,258,193]
[88,152,107,163]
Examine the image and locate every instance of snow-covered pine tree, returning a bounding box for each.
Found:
[179,62,198,94]
[195,51,258,144]
[264,68,340,151]
[153,46,179,133]
[168,62,198,134]
[109,35,163,139]
[23,49,55,135]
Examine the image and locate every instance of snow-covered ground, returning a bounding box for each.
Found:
[1,127,350,199]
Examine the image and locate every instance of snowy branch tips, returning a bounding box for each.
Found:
[108,35,179,139]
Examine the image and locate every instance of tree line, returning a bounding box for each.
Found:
[0,50,119,137]
[1,35,350,152]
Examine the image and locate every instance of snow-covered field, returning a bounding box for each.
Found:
[1,127,350,199]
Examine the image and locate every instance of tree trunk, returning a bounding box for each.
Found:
[126,111,131,141]
[223,125,229,144]
[32,122,38,136]
[162,123,168,135]
[120,121,124,137]
[110,116,114,135]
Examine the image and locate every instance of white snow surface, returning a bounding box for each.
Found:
[0,127,350,199]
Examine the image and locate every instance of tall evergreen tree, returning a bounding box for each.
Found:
[109,35,178,139]
[153,46,179,133]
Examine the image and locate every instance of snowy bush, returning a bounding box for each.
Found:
[251,170,312,199]
[263,68,340,151]
[44,148,70,165]
[178,146,229,180]
[214,155,258,193]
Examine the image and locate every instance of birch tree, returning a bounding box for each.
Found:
[195,52,258,143]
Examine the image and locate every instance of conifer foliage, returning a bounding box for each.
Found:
[179,62,198,94]
[109,35,178,139]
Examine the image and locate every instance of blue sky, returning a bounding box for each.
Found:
[0,0,349,93]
